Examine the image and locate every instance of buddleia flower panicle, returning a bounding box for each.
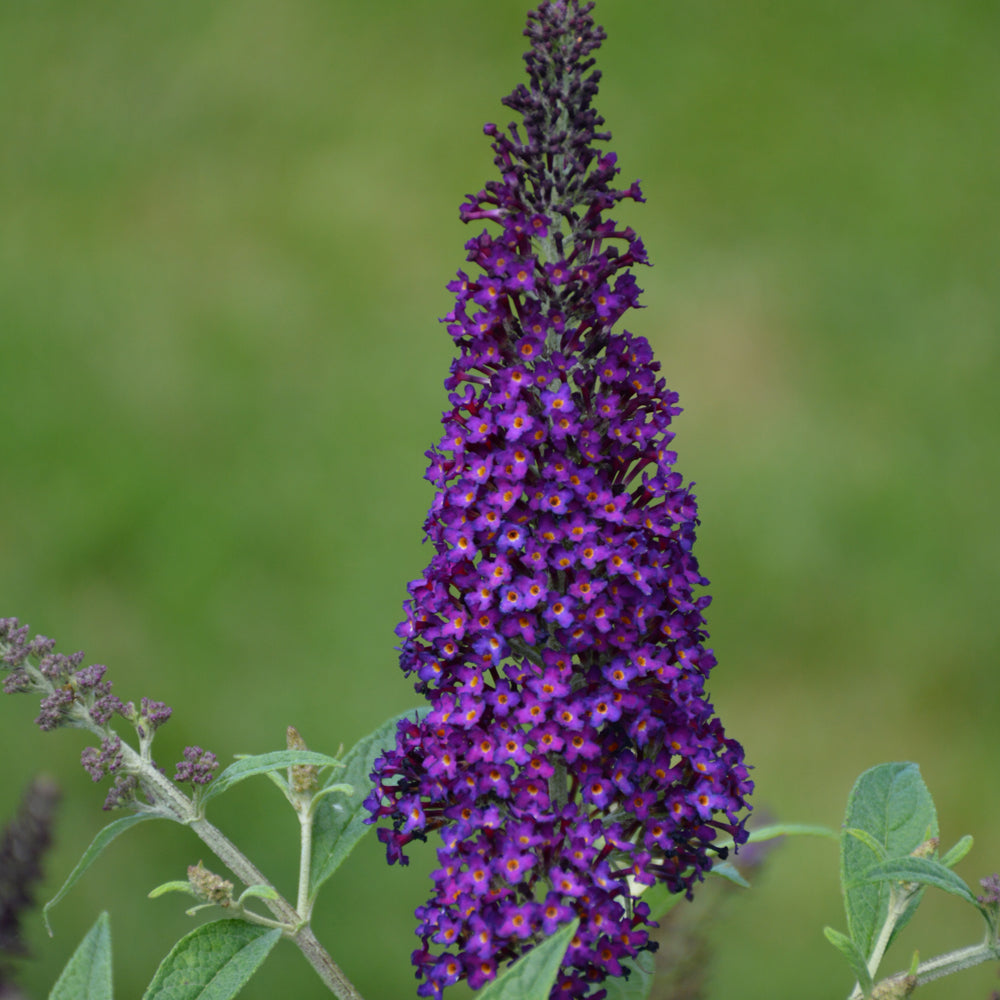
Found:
[0,618,217,808]
[366,2,752,997]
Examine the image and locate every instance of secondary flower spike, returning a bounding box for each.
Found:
[366,3,752,997]
[0,618,218,807]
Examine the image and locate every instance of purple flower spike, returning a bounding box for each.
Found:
[367,3,752,997]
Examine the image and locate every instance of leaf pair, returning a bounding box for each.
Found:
[49,914,280,1000]
[51,914,588,1000]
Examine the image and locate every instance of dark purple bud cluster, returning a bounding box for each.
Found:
[366,3,752,997]
[978,873,1000,907]
[80,735,124,781]
[0,619,124,732]
[0,618,215,803]
[102,774,139,812]
[173,745,218,786]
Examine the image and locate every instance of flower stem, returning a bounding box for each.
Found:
[849,938,1000,998]
[118,742,365,1000]
[911,939,1000,986]
[297,808,314,919]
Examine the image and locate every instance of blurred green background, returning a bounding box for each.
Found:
[2,1,998,997]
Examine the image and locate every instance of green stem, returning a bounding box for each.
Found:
[865,902,900,982]
[117,742,365,1000]
[3,638,365,997]
[849,937,1000,998]
[911,940,1000,986]
[846,880,916,998]
[297,807,314,919]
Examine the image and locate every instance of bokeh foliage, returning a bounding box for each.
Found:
[1,2,997,998]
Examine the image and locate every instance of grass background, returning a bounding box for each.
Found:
[1,1,998,997]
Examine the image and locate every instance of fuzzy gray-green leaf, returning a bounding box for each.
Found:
[940,835,974,869]
[840,762,938,961]
[823,925,874,996]
[44,813,160,934]
[49,912,113,1000]
[861,857,983,911]
[142,920,280,1000]
[201,750,343,805]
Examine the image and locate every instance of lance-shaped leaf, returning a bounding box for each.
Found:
[200,750,344,806]
[49,912,113,1000]
[861,857,984,912]
[44,813,160,933]
[710,860,751,888]
[823,925,874,997]
[940,835,974,868]
[476,919,580,1000]
[309,708,425,898]
[142,920,281,1000]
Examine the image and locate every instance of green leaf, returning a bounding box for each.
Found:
[823,926,874,997]
[49,912,113,1000]
[476,919,580,1000]
[309,708,426,898]
[861,857,983,910]
[201,751,344,806]
[940,835,974,868]
[637,882,685,922]
[149,881,198,900]
[236,884,281,905]
[142,920,281,1000]
[309,783,355,811]
[709,860,751,888]
[44,812,161,933]
[840,762,938,961]
[603,949,656,1000]
[843,827,889,861]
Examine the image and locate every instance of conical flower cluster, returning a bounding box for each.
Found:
[366,3,752,996]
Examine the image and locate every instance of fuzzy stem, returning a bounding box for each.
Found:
[848,938,1000,999]
[297,808,314,919]
[116,742,364,1000]
[911,939,1000,985]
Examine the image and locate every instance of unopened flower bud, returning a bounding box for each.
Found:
[872,972,917,999]
[287,726,318,794]
[910,837,938,860]
[900,837,940,896]
[977,873,1000,906]
[187,861,233,907]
